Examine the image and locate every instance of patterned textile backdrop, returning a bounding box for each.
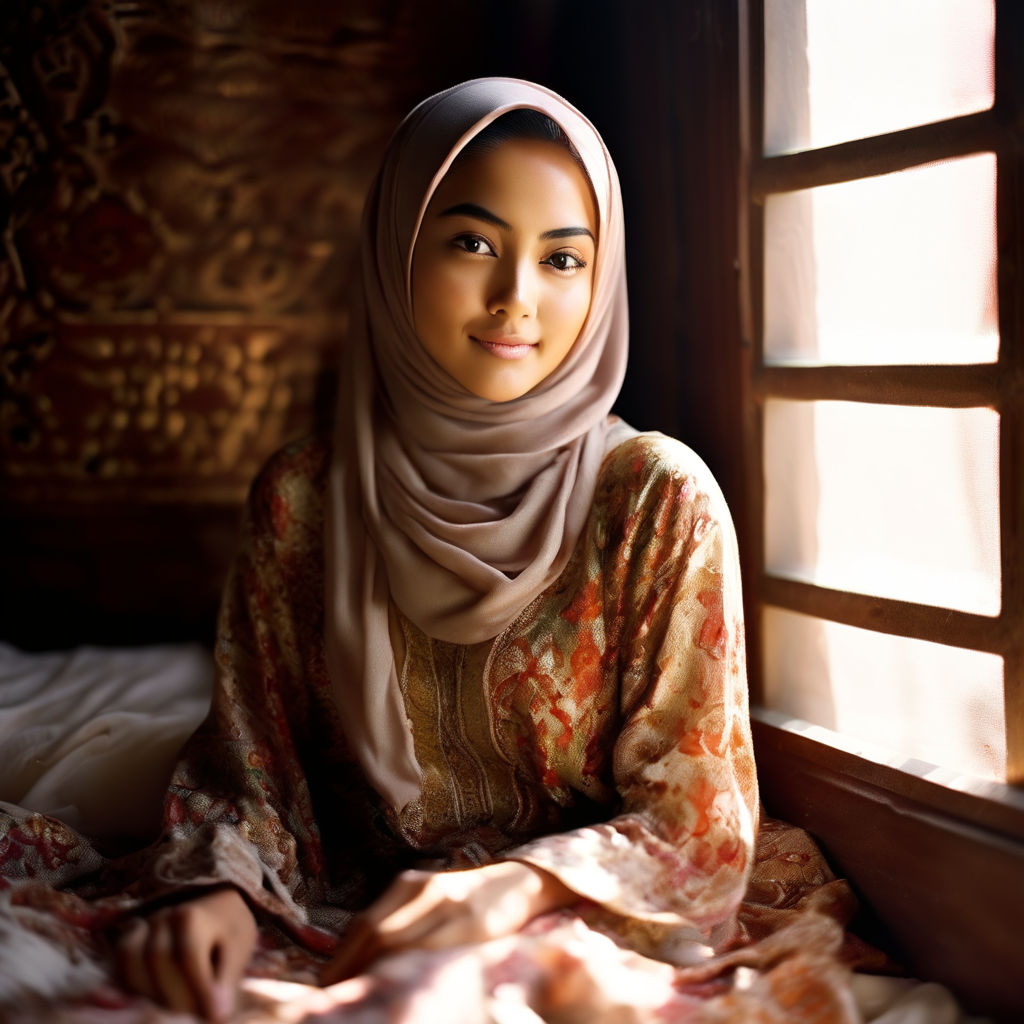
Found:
[0,0,494,646]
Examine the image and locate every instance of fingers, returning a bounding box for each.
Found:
[115,918,155,1005]
[207,893,259,1018]
[150,911,205,1016]
[321,869,480,985]
[320,915,377,985]
[171,904,219,1019]
[321,871,436,985]
[116,912,202,1016]
[322,863,577,987]
[115,889,257,1021]
[322,914,440,985]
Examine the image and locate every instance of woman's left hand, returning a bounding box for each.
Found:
[321,860,574,985]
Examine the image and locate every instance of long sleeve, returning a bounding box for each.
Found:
[499,434,757,955]
[132,437,378,950]
[136,432,757,961]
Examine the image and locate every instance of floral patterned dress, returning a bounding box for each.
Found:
[0,431,884,1022]
[148,430,756,943]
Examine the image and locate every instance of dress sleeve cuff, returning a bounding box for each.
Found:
[503,814,746,951]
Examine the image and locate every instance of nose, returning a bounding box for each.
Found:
[486,258,536,319]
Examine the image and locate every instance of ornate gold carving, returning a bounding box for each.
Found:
[2,316,342,502]
[1,0,425,506]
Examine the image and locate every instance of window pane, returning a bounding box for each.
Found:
[764,154,998,365]
[762,606,1006,780]
[764,0,994,155]
[764,399,1001,615]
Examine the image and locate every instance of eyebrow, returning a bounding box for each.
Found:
[438,202,594,242]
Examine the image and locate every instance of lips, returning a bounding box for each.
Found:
[471,335,538,360]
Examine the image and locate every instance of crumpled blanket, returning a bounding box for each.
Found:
[0,816,988,1023]
[0,643,212,843]
[0,644,990,1023]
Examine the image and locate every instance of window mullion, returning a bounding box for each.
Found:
[756,364,1001,407]
[752,109,997,198]
[762,574,1005,653]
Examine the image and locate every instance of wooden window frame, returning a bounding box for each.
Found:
[737,5,1024,1017]
[738,0,1024,781]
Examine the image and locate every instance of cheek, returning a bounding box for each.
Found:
[413,263,477,336]
[546,278,594,340]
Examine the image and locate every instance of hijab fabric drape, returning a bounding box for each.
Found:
[325,78,629,809]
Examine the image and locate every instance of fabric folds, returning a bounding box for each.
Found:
[324,79,630,807]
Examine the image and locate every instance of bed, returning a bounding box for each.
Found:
[0,641,991,1023]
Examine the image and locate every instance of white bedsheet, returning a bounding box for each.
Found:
[0,643,212,843]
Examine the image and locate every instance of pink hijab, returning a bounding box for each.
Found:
[325,78,629,809]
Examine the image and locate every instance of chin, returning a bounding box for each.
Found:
[473,388,525,404]
[472,379,541,403]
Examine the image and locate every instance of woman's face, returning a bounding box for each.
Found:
[411,137,597,403]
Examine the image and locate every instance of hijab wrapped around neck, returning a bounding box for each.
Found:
[325,78,629,809]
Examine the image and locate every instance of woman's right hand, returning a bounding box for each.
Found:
[115,886,258,1021]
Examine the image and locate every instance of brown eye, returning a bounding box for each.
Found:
[453,234,496,257]
[544,251,586,272]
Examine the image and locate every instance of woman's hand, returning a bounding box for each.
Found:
[115,886,258,1021]
[321,860,574,985]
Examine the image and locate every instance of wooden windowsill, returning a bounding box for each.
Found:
[752,705,1024,843]
[752,704,1024,1022]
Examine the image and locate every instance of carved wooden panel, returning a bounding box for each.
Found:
[0,0,485,644]
[0,0,428,505]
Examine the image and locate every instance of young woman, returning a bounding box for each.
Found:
[52,78,757,1019]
